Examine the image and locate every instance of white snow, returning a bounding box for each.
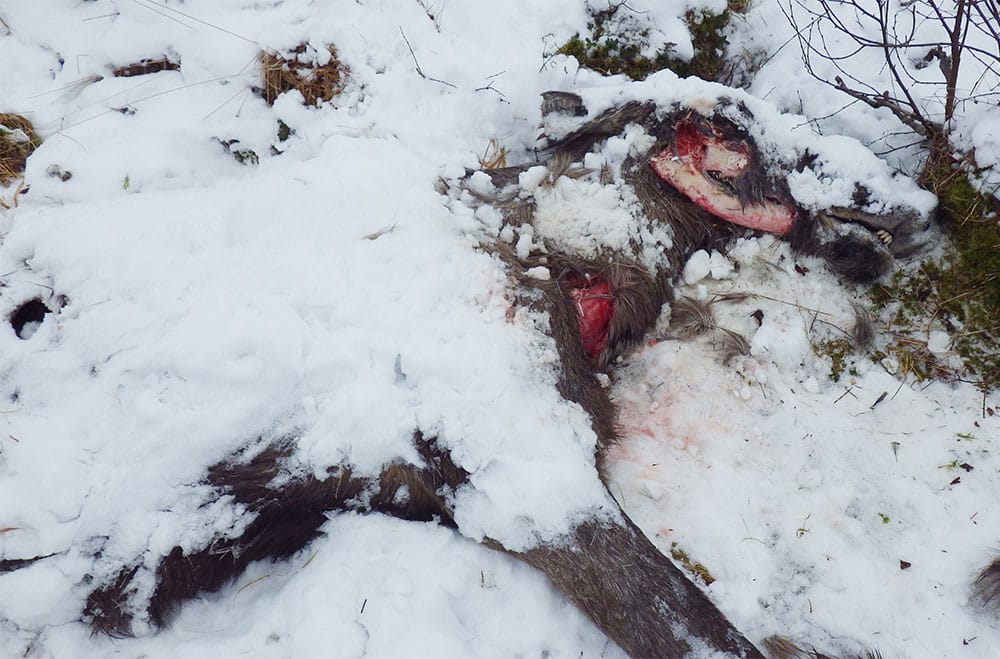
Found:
[684,249,713,285]
[1,1,998,658]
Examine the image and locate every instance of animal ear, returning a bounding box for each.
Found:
[541,91,587,118]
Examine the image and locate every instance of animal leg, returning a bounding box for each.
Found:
[517,516,766,659]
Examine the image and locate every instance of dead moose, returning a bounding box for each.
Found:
[72,93,934,658]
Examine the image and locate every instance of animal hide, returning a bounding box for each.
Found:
[7,88,936,659]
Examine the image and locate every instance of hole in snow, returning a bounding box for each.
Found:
[10,298,49,339]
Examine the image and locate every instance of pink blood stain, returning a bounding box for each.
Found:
[649,120,796,235]
[569,277,614,358]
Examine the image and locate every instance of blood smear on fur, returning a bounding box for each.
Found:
[570,279,614,358]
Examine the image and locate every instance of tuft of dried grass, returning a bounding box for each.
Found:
[259,44,348,107]
[478,138,508,169]
[669,542,715,586]
[1,113,39,186]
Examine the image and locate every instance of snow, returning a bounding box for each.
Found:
[1,1,999,658]
[611,236,1000,657]
[684,250,713,285]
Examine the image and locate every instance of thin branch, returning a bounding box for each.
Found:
[834,76,933,137]
[782,0,1000,147]
[398,28,457,88]
[474,72,510,103]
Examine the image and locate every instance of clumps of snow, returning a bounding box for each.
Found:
[709,251,734,279]
[0,0,635,642]
[927,330,952,355]
[465,170,496,197]
[682,250,735,285]
[683,250,712,284]
[785,139,938,219]
[525,266,551,280]
[609,229,1000,659]
[515,222,539,259]
[531,174,675,271]
[532,177,643,256]
[963,115,1000,195]
[525,124,674,270]
[1,1,998,657]
[541,111,588,141]
[518,165,550,192]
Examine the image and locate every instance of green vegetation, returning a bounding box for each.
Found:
[554,2,748,82]
[669,542,715,585]
[676,7,741,81]
[554,23,674,81]
[276,119,293,143]
[869,159,1000,392]
[814,338,858,382]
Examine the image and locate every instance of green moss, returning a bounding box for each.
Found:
[555,30,675,81]
[276,119,293,142]
[869,160,1000,391]
[675,9,735,81]
[814,338,857,382]
[554,2,747,82]
[231,148,259,166]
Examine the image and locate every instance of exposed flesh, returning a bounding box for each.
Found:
[649,121,795,235]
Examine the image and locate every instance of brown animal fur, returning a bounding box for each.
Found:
[762,635,885,659]
[537,95,908,286]
[518,518,760,657]
[77,253,766,657]
[973,555,1000,608]
[69,93,932,657]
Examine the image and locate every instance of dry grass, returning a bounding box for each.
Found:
[669,542,715,586]
[260,44,348,106]
[478,138,508,169]
[1,113,39,186]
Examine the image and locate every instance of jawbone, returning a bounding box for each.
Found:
[648,147,796,236]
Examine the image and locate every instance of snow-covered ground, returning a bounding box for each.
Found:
[1,1,998,658]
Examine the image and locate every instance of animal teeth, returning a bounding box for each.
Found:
[876,229,893,246]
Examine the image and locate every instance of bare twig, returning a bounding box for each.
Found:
[781,0,1000,149]
[399,28,457,88]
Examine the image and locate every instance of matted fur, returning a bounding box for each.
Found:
[762,635,885,659]
[77,243,768,656]
[71,93,934,657]
[539,96,906,285]
[973,556,1000,608]
[519,517,763,658]
[85,434,467,636]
